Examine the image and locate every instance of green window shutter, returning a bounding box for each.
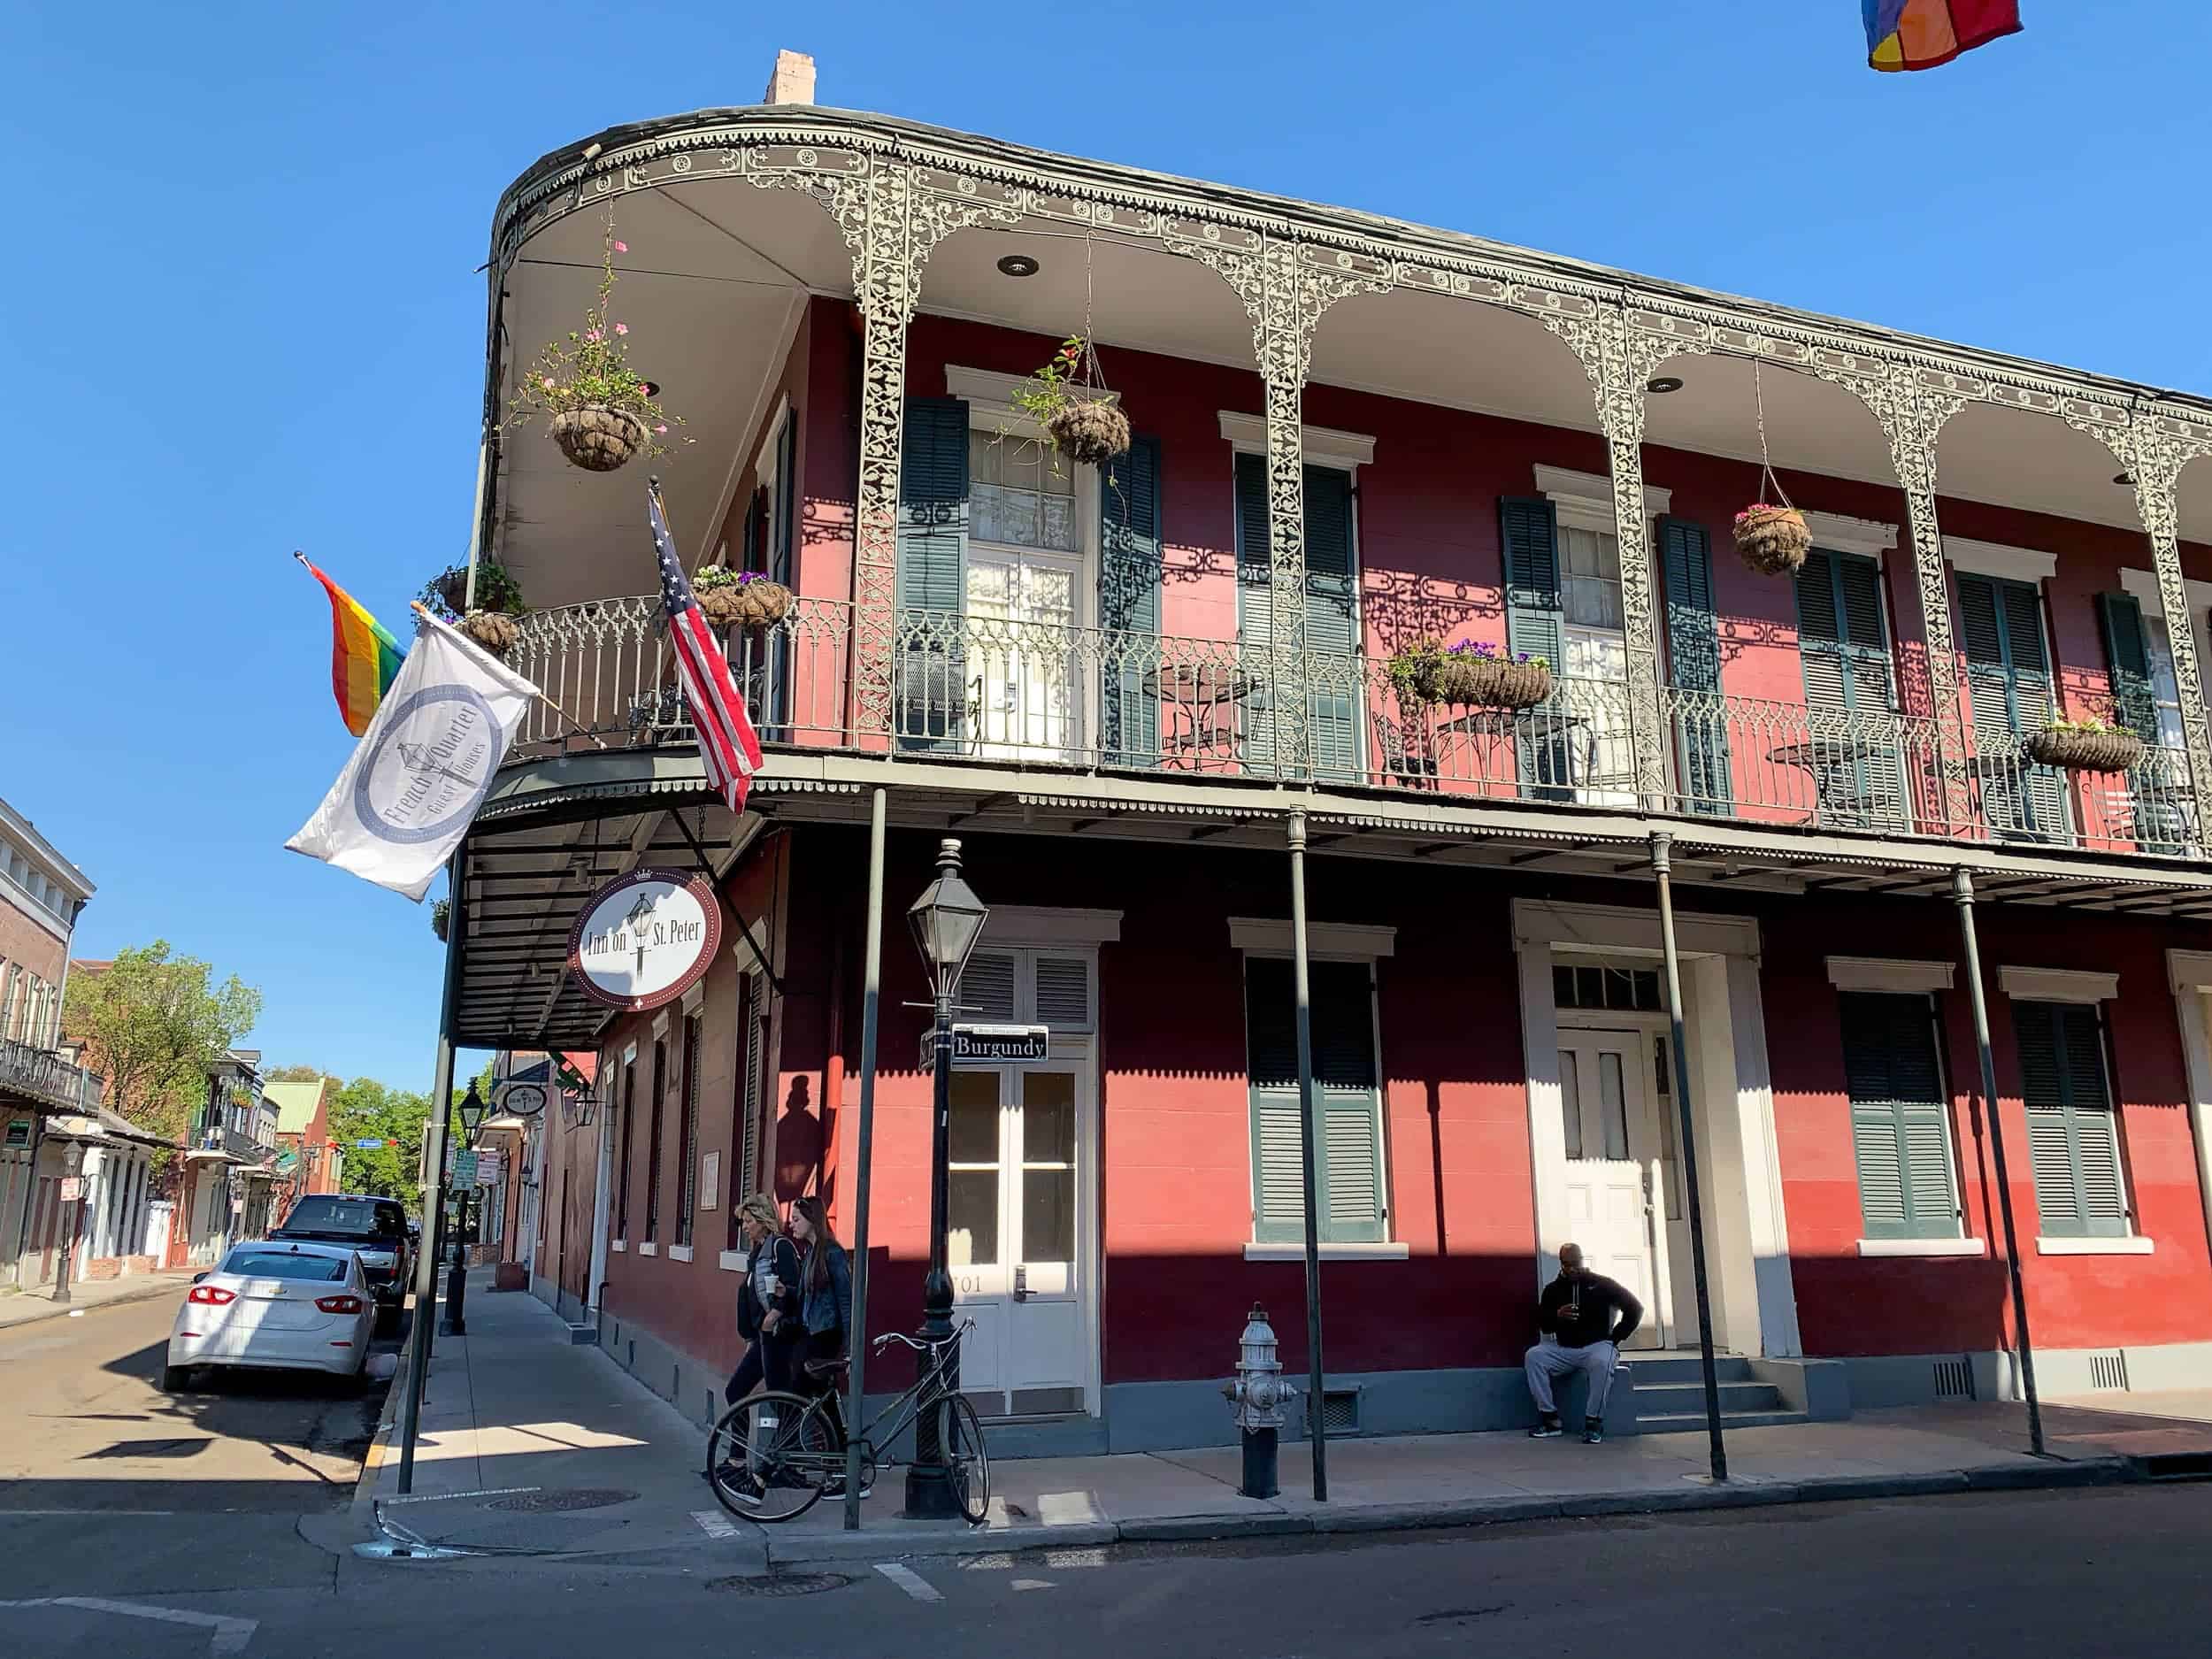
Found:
[2016,1000,2131,1238]
[1243,956,1385,1244]
[1794,549,1903,826]
[1233,451,1279,777]
[1960,572,2067,840]
[1659,517,1732,815]
[772,413,799,585]
[896,397,969,749]
[1101,435,1164,769]
[1500,495,1570,801]
[1839,992,1959,1239]
[2097,592,2185,853]
[1304,466,1361,783]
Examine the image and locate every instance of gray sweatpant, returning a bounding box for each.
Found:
[1525,1336,1619,1419]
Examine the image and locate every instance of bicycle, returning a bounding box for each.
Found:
[705,1319,990,1525]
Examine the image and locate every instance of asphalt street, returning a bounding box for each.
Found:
[4,1296,2210,1656]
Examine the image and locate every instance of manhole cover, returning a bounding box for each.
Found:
[708,1572,852,1596]
[489,1487,639,1514]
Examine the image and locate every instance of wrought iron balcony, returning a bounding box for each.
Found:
[503,599,2202,864]
[0,1039,105,1115]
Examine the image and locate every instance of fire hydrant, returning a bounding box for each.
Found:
[1223,1302,1290,1499]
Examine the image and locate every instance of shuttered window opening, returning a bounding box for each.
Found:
[1234,455,1364,782]
[1794,549,1906,829]
[1957,572,2069,841]
[1033,956,1094,1030]
[1839,991,1960,1240]
[1660,516,1732,815]
[2098,592,2191,853]
[1500,496,1571,803]
[960,951,1019,1022]
[2013,1000,2131,1239]
[957,947,1095,1031]
[1242,956,1386,1244]
[677,1013,702,1248]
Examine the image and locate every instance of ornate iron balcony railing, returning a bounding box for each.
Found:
[0,1039,105,1115]
[504,599,2202,863]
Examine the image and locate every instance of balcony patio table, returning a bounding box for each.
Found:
[1143,662,1252,772]
[1766,735,1910,830]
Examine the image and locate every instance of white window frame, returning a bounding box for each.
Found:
[1231,919,1405,1260]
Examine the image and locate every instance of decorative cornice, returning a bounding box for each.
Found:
[1217,411,1375,472]
[1533,463,1669,534]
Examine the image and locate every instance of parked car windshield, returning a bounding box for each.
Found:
[223,1248,349,1281]
[282,1197,403,1238]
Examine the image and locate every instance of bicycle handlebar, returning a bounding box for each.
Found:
[871,1318,976,1355]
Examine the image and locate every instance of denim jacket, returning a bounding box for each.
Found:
[799,1240,853,1340]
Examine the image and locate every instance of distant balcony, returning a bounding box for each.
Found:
[503,600,2201,864]
[0,1039,105,1115]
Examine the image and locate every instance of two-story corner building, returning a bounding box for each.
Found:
[266,1077,345,1215]
[470,59,2212,1451]
[0,795,100,1288]
[173,1048,274,1264]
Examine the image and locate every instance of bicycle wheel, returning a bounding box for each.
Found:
[938,1394,990,1525]
[707,1391,834,1523]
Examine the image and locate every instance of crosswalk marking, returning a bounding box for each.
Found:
[874,1562,943,1602]
[692,1509,742,1540]
[1,1595,258,1656]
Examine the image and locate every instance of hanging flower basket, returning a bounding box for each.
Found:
[1733,504,1810,576]
[549,405,649,472]
[694,569,792,629]
[2024,721,2144,773]
[460,610,520,656]
[1391,641,1552,709]
[431,899,450,943]
[1043,397,1131,466]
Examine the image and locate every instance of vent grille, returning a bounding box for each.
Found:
[962,952,1018,1021]
[1034,956,1093,1029]
[2089,1350,2130,1392]
[1318,1386,1362,1434]
[1932,1356,1975,1401]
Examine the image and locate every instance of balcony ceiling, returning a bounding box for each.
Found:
[495,170,2212,602]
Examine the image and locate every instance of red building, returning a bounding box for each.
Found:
[267,1078,344,1214]
[458,57,2212,1451]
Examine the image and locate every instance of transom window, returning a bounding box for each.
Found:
[1554,964,1662,1013]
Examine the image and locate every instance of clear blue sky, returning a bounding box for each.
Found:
[4,4,2205,1092]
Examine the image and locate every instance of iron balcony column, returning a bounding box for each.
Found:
[844,787,887,1531]
[1288,809,1328,1502]
[397,850,466,1496]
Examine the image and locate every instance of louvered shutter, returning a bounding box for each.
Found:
[2015,1000,2131,1238]
[896,398,970,749]
[2097,593,2185,853]
[1033,956,1093,1030]
[960,950,1018,1021]
[1659,517,1732,814]
[1244,956,1386,1243]
[1100,435,1164,768]
[1794,549,1904,827]
[1304,466,1361,783]
[1501,496,1571,802]
[1960,573,2067,841]
[1839,993,1959,1239]
[1233,451,1280,777]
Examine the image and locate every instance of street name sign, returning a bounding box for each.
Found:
[918,1023,1051,1069]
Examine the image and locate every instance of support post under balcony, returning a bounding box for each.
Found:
[2131,441,2212,843]
[1881,368,1971,832]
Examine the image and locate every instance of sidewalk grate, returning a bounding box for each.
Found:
[489,1487,639,1514]
[708,1573,852,1596]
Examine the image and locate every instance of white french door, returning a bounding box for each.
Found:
[1556,1028,1668,1349]
[965,549,1086,762]
[945,1062,1090,1417]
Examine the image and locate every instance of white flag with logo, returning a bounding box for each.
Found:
[286,613,540,900]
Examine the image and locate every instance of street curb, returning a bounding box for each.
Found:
[0,1272,193,1333]
[758,1455,2142,1568]
[352,1310,422,1509]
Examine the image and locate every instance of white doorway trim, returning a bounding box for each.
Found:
[1512,898,1800,1358]
[2162,950,2212,1268]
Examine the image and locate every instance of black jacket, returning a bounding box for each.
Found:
[735,1234,803,1343]
[1537,1271,1642,1349]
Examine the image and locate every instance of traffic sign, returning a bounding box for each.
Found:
[918,1023,1052,1069]
[59,1176,83,1202]
[355,1137,386,1149]
[451,1149,479,1187]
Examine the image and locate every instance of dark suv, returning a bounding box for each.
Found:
[272,1194,411,1333]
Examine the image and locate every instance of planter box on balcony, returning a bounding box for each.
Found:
[2025,727,2145,773]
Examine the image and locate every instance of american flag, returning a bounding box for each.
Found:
[650,483,762,816]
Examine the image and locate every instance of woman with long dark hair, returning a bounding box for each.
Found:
[787,1194,853,1461]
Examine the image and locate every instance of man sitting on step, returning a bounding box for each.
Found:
[1525,1242,1641,1445]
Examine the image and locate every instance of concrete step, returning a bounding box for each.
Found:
[1619,1355,1756,1385]
[1632,1380,1786,1417]
[1637,1409,1810,1433]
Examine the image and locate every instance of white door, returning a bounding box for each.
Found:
[945,1064,1087,1417]
[965,550,1084,762]
[1556,1030,1664,1348]
[1559,523,1637,807]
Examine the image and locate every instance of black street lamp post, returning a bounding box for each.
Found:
[902,838,988,1519]
[445,1079,488,1337]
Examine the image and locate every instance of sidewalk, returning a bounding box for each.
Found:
[0,1267,196,1331]
[311,1273,2201,1571]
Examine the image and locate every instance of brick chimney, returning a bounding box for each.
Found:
[764,50,816,106]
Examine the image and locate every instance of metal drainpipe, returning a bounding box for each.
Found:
[1950,869,2046,1455]
[842,787,887,1531]
[1650,833,1727,1483]
[1286,809,1328,1503]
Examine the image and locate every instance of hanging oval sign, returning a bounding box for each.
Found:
[567,867,723,1013]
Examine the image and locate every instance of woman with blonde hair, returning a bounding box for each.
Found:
[724,1194,802,1408]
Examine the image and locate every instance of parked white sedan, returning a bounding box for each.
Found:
[164,1240,377,1391]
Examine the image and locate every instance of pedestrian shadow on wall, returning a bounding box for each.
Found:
[773,1077,823,1204]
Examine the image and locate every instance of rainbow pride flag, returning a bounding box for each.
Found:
[297,555,404,736]
[1867,1,2022,72]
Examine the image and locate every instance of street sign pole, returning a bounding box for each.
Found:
[397,852,465,1495]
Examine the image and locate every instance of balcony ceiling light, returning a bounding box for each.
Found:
[996,253,1041,278]
[2114,472,2134,486]
[1645,376,1684,396]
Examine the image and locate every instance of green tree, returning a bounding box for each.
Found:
[329,1076,434,1216]
[264,1063,326,1083]
[65,941,262,1165]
